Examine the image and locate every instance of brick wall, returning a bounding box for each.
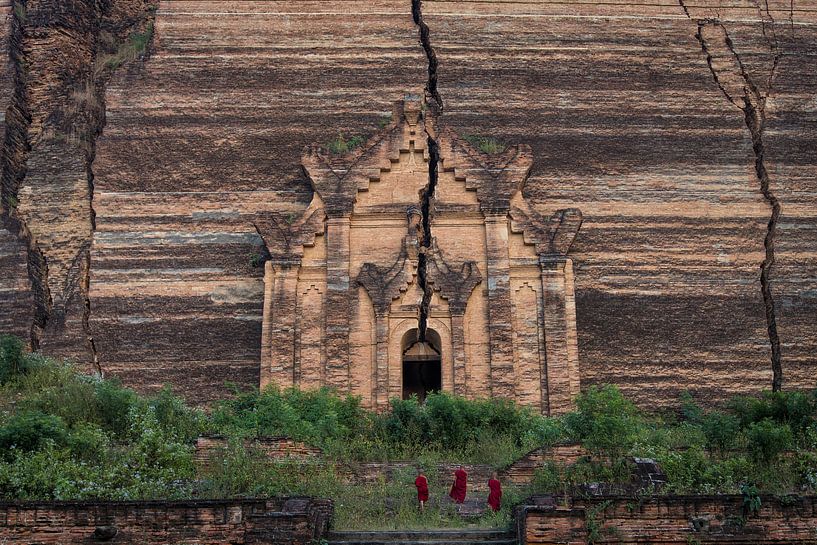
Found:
[519,495,817,544]
[0,497,332,545]
[503,444,588,484]
[194,436,322,466]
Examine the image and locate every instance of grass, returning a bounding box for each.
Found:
[95,22,154,75]
[197,449,522,530]
[327,133,365,155]
[12,1,26,24]
[462,134,507,155]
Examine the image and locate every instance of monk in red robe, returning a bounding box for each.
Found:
[415,469,429,512]
[487,472,502,512]
[449,465,467,504]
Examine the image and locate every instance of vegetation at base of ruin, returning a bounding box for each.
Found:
[462,134,507,155]
[326,133,365,155]
[198,450,526,529]
[95,22,155,76]
[3,335,817,529]
[210,383,561,467]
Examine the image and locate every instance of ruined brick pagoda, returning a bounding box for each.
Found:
[255,97,582,414]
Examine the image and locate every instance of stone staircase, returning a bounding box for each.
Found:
[327,528,518,545]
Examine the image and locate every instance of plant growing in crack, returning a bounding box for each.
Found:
[326,133,364,155]
[12,1,26,24]
[95,21,155,76]
[741,482,762,517]
[249,253,263,268]
[377,115,392,129]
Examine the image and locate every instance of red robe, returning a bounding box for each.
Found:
[487,478,502,512]
[449,468,467,503]
[415,475,429,502]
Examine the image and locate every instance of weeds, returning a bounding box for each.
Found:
[327,133,365,155]
[95,22,154,76]
[12,1,26,24]
[463,134,506,155]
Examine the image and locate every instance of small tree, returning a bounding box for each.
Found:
[564,385,643,461]
[702,411,741,454]
[746,418,793,464]
[0,334,27,384]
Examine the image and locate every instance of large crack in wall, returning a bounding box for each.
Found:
[1,0,50,350]
[412,0,442,341]
[680,0,784,390]
[1,0,157,369]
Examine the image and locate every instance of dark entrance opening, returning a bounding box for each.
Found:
[401,329,442,402]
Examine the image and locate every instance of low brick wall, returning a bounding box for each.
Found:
[194,436,322,466]
[503,443,588,484]
[518,495,817,544]
[0,497,332,544]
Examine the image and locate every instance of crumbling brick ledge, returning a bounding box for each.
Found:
[517,494,817,544]
[0,497,332,545]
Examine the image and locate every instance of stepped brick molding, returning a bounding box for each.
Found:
[258,97,582,414]
[0,498,332,545]
[519,495,817,544]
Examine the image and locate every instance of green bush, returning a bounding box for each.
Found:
[564,385,644,460]
[211,387,558,466]
[729,391,815,432]
[0,334,28,384]
[0,411,67,454]
[702,411,741,453]
[149,385,204,443]
[95,378,139,437]
[65,422,110,463]
[679,391,704,423]
[746,418,793,463]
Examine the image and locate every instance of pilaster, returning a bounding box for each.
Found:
[540,256,581,415]
[325,216,352,392]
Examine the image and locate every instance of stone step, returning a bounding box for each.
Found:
[327,529,517,545]
[328,539,517,545]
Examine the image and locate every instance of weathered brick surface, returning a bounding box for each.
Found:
[87,1,426,403]
[0,2,32,342]
[521,495,817,544]
[423,1,817,405]
[0,498,333,545]
[0,1,815,408]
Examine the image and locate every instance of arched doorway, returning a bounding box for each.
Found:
[401,328,442,402]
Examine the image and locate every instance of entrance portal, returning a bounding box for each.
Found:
[401,329,442,402]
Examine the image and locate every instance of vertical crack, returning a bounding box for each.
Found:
[681,0,784,391]
[412,0,442,342]
[416,135,439,342]
[1,0,51,350]
[411,0,442,111]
